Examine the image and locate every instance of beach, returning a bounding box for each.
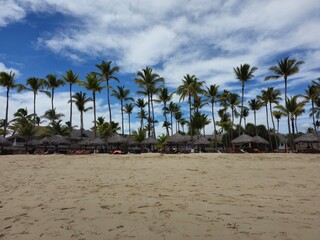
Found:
[0,153,319,240]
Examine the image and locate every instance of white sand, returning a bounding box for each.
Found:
[0,153,319,240]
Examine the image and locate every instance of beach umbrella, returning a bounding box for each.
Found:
[142,137,158,145]
[79,138,106,146]
[165,133,190,144]
[0,136,12,146]
[127,137,140,146]
[251,136,269,144]
[26,138,43,146]
[231,134,253,144]
[294,133,320,143]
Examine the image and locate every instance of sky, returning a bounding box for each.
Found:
[0,0,320,136]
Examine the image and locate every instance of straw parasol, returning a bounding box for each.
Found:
[252,135,269,144]
[43,135,70,145]
[294,133,320,143]
[194,137,210,145]
[0,136,12,146]
[27,138,43,146]
[142,137,158,145]
[231,134,253,144]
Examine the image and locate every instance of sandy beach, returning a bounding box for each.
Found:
[0,153,319,240]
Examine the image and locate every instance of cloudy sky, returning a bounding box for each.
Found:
[1,0,320,135]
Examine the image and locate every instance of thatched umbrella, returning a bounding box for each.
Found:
[127,137,140,146]
[0,136,12,146]
[294,133,320,143]
[79,138,106,146]
[27,139,43,146]
[231,134,253,144]
[251,136,269,144]
[165,133,190,144]
[107,134,128,144]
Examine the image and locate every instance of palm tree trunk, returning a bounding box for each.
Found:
[211,103,217,150]
[163,102,169,136]
[151,95,155,138]
[311,100,317,132]
[254,110,257,135]
[147,93,151,137]
[80,111,83,140]
[284,77,292,146]
[269,102,278,148]
[295,117,299,134]
[3,88,10,137]
[93,92,97,138]
[291,117,295,151]
[189,94,192,136]
[128,113,131,135]
[238,82,244,135]
[265,105,273,152]
[170,112,173,136]
[121,100,124,135]
[107,81,112,124]
[277,119,280,133]
[69,83,73,133]
[51,89,54,112]
[140,109,143,130]
[33,93,36,126]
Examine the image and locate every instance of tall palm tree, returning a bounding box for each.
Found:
[45,74,65,112]
[176,74,204,137]
[69,91,92,139]
[111,85,133,135]
[258,90,273,151]
[155,87,172,136]
[134,67,164,137]
[168,102,179,135]
[233,63,258,135]
[80,73,104,138]
[205,84,219,148]
[219,89,230,114]
[124,103,134,135]
[228,93,240,127]
[265,57,304,137]
[263,87,282,131]
[0,71,23,136]
[248,98,263,135]
[275,95,307,150]
[42,109,64,124]
[62,70,80,132]
[242,107,249,127]
[300,85,318,132]
[95,61,120,124]
[22,77,50,126]
[135,98,147,129]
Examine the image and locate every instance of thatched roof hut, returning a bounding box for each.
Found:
[27,139,43,146]
[252,136,269,144]
[231,134,253,144]
[294,133,320,143]
[142,137,158,145]
[78,138,106,146]
[126,137,140,146]
[164,133,190,144]
[194,137,210,145]
[0,136,12,146]
[107,134,128,144]
[43,135,70,145]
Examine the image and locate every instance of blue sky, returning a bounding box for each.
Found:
[1,0,320,135]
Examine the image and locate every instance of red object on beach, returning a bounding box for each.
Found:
[112,150,122,154]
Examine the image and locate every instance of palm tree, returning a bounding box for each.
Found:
[45,74,65,112]
[42,109,64,124]
[300,85,318,132]
[135,98,147,129]
[22,77,50,126]
[219,89,230,113]
[47,120,69,137]
[248,98,263,135]
[258,90,273,151]
[275,95,307,150]
[228,93,240,128]
[265,57,304,137]
[233,63,258,135]
[135,67,164,137]
[9,108,34,135]
[176,74,205,137]
[205,84,219,149]
[242,107,249,127]
[62,70,80,132]
[132,128,147,144]
[155,87,172,136]
[111,86,133,135]
[273,111,283,133]
[123,103,134,135]
[17,121,37,151]
[168,102,179,135]
[0,71,24,136]
[69,91,92,139]
[263,87,282,131]
[80,73,104,138]
[95,61,120,125]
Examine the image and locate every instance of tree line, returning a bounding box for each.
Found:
[0,57,319,150]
